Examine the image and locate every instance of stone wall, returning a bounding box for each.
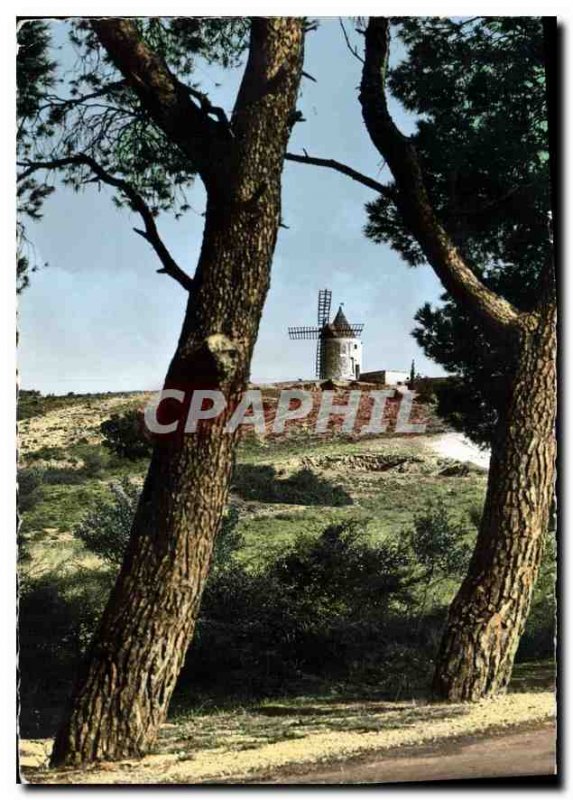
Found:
[323,337,362,381]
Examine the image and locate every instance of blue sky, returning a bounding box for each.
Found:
[18,18,446,395]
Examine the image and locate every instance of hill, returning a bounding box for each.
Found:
[18,383,481,571]
[17,385,555,784]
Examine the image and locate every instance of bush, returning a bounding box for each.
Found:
[70,496,479,699]
[178,508,478,698]
[408,500,471,580]
[18,466,44,496]
[269,522,412,614]
[24,490,555,728]
[18,571,112,736]
[75,480,241,570]
[181,522,430,697]
[100,409,153,460]
[42,467,85,485]
[75,478,141,565]
[82,448,108,477]
[18,467,44,512]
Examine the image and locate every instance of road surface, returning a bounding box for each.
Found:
[259,723,556,784]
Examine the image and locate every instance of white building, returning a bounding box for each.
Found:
[359,369,410,386]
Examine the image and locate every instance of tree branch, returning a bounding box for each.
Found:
[182,84,232,131]
[18,156,195,292]
[90,18,230,191]
[39,80,128,114]
[339,18,365,64]
[359,18,522,334]
[286,151,395,199]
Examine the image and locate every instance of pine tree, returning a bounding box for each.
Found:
[18,17,304,765]
[287,17,556,701]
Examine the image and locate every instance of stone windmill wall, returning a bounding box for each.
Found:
[322,307,362,381]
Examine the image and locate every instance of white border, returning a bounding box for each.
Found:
[6,2,573,16]
[2,4,571,796]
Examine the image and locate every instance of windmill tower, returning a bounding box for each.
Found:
[288,289,364,380]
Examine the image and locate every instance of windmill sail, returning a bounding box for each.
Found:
[315,341,323,378]
[315,289,332,378]
[287,326,321,339]
[317,289,332,328]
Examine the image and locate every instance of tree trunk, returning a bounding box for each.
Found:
[432,291,556,701]
[355,16,556,702]
[50,18,303,767]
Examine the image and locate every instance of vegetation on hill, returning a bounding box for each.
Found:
[18,390,555,739]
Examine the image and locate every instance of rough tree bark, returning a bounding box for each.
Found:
[50,17,304,766]
[357,18,556,701]
[432,278,556,699]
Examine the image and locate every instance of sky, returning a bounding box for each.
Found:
[18,18,447,395]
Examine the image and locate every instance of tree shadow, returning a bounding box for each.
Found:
[18,569,113,738]
[232,465,353,506]
[510,660,556,693]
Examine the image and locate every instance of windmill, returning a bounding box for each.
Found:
[288,289,364,380]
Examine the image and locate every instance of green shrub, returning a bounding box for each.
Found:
[82,448,108,477]
[180,508,477,697]
[42,467,85,485]
[100,410,153,460]
[68,499,477,700]
[181,521,438,697]
[408,500,471,580]
[18,466,44,496]
[18,467,44,512]
[22,491,555,729]
[75,480,241,570]
[18,571,112,737]
[75,478,140,565]
[269,522,412,613]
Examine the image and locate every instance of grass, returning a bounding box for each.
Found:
[360,476,485,532]
[17,396,489,642]
[19,393,487,572]
[20,480,112,533]
[21,685,555,783]
[236,429,436,465]
[16,391,557,785]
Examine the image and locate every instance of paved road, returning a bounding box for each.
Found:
[261,724,557,784]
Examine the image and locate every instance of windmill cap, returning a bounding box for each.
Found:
[323,306,358,338]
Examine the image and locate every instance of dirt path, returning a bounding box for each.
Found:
[425,432,491,469]
[259,723,556,784]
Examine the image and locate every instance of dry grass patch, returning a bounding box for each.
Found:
[19,393,152,456]
[21,691,555,784]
